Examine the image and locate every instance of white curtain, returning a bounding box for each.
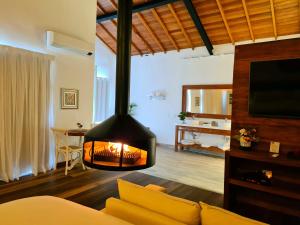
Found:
[0,45,53,182]
[94,77,108,122]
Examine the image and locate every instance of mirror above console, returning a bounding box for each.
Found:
[182,84,232,119]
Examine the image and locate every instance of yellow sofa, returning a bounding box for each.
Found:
[0,179,268,225]
[103,179,268,225]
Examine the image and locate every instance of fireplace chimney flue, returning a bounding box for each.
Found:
[115,0,132,116]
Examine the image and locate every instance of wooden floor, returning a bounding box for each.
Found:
[142,145,225,193]
[0,166,223,210]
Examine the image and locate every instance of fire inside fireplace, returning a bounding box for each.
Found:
[83,141,147,167]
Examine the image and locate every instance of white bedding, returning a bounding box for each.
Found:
[0,196,133,225]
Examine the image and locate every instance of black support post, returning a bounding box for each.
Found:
[183,0,214,55]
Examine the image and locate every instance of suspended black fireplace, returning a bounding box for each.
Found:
[83,0,156,171]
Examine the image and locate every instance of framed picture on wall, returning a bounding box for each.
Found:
[61,88,79,109]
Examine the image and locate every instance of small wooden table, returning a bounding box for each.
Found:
[175,124,231,153]
[65,129,88,170]
[65,129,88,136]
[65,128,88,145]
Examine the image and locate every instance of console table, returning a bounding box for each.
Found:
[175,124,231,153]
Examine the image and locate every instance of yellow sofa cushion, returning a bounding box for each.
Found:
[117,179,200,225]
[200,202,268,225]
[105,197,187,225]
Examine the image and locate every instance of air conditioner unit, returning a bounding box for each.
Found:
[46,31,93,56]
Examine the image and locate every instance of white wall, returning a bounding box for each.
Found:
[0,0,97,129]
[130,46,234,145]
[94,38,116,118]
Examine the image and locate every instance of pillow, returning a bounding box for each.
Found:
[105,197,187,225]
[200,202,268,225]
[117,179,200,225]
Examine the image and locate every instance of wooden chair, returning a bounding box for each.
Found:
[51,128,86,175]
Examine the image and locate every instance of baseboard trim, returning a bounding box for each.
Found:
[157,143,174,149]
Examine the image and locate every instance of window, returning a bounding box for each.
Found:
[94,76,109,122]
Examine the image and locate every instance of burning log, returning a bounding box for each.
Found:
[92,143,141,164]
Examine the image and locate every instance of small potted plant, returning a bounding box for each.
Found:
[178,112,188,124]
[234,128,259,151]
[129,103,137,116]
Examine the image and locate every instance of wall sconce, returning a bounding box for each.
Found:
[148,90,166,100]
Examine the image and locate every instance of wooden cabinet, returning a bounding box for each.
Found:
[175,125,231,153]
[224,150,300,225]
[227,38,300,225]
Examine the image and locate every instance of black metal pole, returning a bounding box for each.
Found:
[183,0,213,55]
[115,0,132,115]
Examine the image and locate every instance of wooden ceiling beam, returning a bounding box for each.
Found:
[111,20,142,56]
[183,0,213,55]
[97,1,153,55]
[107,0,117,9]
[97,0,180,23]
[137,12,166,53]
[215,0,234,44]
[98,1,142,56]
[151,8,179,51]
[108,0,153,55]
[96,32,116,54]
[131,19,155,54]
[97,2,105,15]
[97,23,116,45]
[98,24,115,42]
[106,0,143,55]
[270,0,278,39]
[108,0,154,55]
[241,0,254,41]
[96,3,117,53]
[168,3,194,49]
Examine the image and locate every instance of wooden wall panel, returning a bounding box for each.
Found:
[231,38,300,154]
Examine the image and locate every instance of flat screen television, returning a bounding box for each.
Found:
[249,58,300,119]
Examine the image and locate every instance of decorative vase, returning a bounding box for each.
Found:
[181,119,186,124]
[240,140,252,151]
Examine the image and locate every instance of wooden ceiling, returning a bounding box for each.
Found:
[96,0,300,56]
